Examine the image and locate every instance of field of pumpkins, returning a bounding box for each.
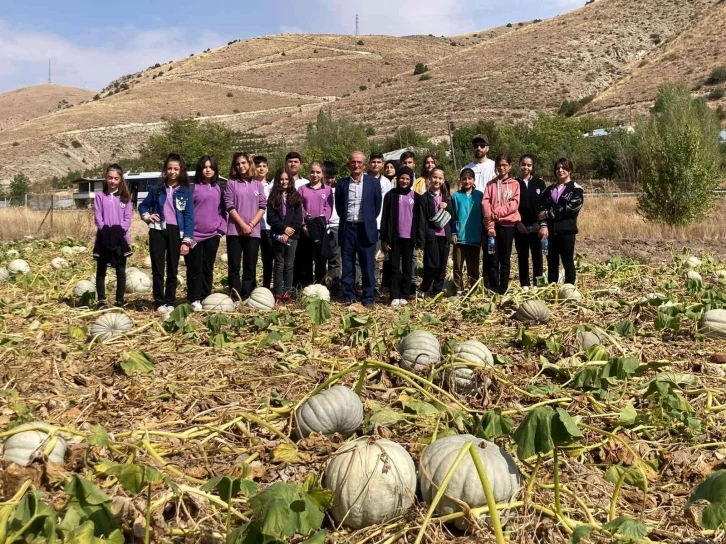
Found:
[1,237,726,543]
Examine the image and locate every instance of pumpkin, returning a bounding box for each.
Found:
[71,246,88,254]
[576,330,601,350]
[558,283,582,301]
[302,284,331,301]
[397,330,441,373]
[685,256,701,268]
[514,300,550,324]
[246,287,275,311]
[714,269,726,280]
[126,266,141,275]
[448,340,494,394]
[202,293,235,312]
[220,253,229,263]
[700,309,726,338]
[2,422,67,466]
[126,271,152,293]
[143,255,152,268]
[0,267,9,283]
[89,312,133,341]
[73,279,96,297]
[8,259,31,275]
[296,386,363,438]
[686,270,703,282]
[323,437,417,529]
[51,257,69,270]
[419,434,521,529]
[6,249,20,259]
[60,246,74,258]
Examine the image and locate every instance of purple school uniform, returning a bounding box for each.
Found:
[224,179,267,238]
[397,193,415,239]
[193,182,226,242]
[298,184,333,221]
[433,193,445,237]
[94,191,132,244]
[163,185,178,226]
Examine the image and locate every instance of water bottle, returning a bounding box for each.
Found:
[487,236,495,255]
[273,233,291,246]
[527,225,533,233]
[542,238,549,257]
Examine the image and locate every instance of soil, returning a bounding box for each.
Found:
[578,237,726,266]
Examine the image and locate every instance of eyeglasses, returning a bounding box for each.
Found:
[473,144,488,149]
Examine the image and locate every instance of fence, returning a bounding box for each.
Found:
[0,193,75,211]
[0,193,95,241]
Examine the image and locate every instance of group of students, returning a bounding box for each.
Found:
[91,134,583,311]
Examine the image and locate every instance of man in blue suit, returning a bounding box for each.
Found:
[335,151,383,307]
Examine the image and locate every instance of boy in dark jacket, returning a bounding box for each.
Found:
[515,154,547,288]
[538,158,584,285]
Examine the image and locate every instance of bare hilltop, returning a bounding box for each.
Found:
[0,0,724,182]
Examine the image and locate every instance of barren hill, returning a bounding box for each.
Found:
[0,0,722,183]
[0,84,95,132]
[582,0,726,123]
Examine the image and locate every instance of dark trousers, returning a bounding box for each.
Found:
[341,223,376,304]
[515,230,544,287]
[421,236,449,294]
[390,238,414,300]
[96,253,126,303]
[227,235,260,301]
[273,239,298,295]
[547,233,576,284]
[149,226,181,307]
[327,226,341,288]
[487,225,516,294]
[260,230,274,289]
[453,244,481,291]
[298,234,327,287]
[481,243,490,288]
[185,236,219,303]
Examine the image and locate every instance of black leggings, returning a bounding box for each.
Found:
[149,226,180,307]
[487,225,515,294]
[96,253,126,303]
[547,233,576,284]
[421,236,449,294]
[390,238,414,300]
[185,236,219,303]
[514,230,544,287]
[227,235,260,300]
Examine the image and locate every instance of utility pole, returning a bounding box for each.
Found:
[355,14,359,36]
[446,114,457,170]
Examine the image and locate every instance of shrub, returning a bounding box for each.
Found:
[227,92,233,98]
[71,140,82,149]
[359,85,367,91]
[636,83,723,225]
[707,65,726,84]
[93,94,100,100]
[506,23,512,28]
[419,73,432,81]
[281,51,286,56]
[233,109,240,114]
[357,39,364,46]
[413,63,428,75]
[12,142,19,147]
[716,105,726,121]
[708,87,725,101]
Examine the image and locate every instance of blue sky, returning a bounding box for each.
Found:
[0,0,582,93]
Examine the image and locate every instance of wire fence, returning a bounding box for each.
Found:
[0,193,76,211]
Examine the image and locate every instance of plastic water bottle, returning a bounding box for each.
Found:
[487,236,495,255]
[272,233,291,246]
[527,225,533,233]
[542,238,549,257]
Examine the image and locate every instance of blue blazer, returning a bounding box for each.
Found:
[138,183,195,244]
[335,174,382,246]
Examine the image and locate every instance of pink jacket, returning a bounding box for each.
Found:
[483,177,521,230]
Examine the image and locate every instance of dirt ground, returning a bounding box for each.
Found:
[577,237,726,265]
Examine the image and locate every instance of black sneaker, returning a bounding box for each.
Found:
[96,300,109,310]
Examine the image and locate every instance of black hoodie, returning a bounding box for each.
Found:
[516,176,547,226]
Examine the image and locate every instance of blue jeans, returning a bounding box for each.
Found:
[341,223,376,304]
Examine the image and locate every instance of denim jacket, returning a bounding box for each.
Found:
[138,183,195,245]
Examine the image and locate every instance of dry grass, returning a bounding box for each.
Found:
[579,196,726,240]
[0,208,95,242]
[0,84,94,132]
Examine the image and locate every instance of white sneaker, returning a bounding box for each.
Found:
[399,299,409,306]
[522,286,530,292]
[157,305,173,319]
[191,301,203,312]
[390,299,401,307]
[456,290,463,296]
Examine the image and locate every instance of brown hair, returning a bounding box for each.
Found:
[104,164,131,204]
[269,169,302,210]
[228,152,257,180]
[554,157,574,176]
[420,154,438,179]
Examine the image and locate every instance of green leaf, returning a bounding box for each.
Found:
[604,465,648,492]
[301,530,327,544]
[88,424,109,447]
[205,313,228,334]
[6,490,57,544]
[512,406,556,460]
[306,298,331,327]
[568,524,593,544]
[106,463,164,494]
[552,408,583,445]
[68,325,88,340]
[686,470,726,530]
[367,406,406,429]
[608,320,635,337]
[584,344,609,362]
[403,399,444,416]
[119,350,155,376]
[271,443,311,464]
[617,404,638,427]
[603,516,647,540]
[602,356,639,381]
[571,367,603,391]
[475,409,514,440]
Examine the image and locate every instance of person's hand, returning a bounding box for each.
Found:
[439,202,447,209]
[240,222,252,235]
[488,229,496,237]
[284,227,295,236]
[451,235,457,244]
[280,234,289,244]
[516,222,528,235]
[302,225,309,237]
[180,244,190,256]
[539,226,549,240]
[149,214,161,223]
[381,242,389,253]
[538,211,547,220]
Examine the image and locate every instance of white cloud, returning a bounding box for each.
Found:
[0,21,224,92]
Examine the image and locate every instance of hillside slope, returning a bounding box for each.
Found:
[0,0,721,183]
[582,0,726,123]
[0,84,95,132]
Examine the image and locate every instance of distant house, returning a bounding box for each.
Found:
[583,126,635,138]
[720,130,726,142]
[72,171,227,208]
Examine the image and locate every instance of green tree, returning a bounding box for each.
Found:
[303,109,372,168]
[9,173,30,204]
[636,83,723,225]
